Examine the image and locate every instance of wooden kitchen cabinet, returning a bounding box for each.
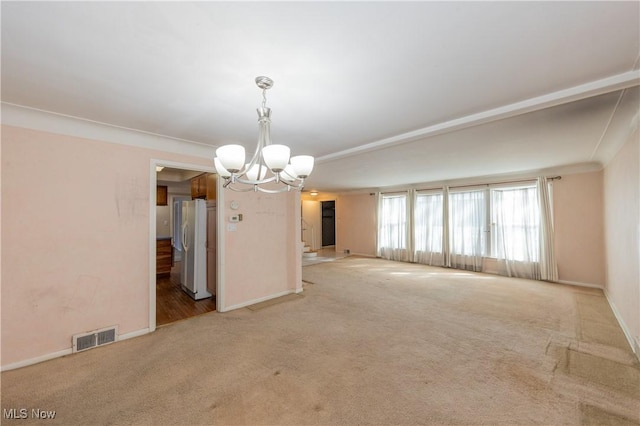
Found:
[156,185,168,206]
[190,173,217,200]
[156,238,173,276]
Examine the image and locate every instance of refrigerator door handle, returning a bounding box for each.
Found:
[182,223,189,251]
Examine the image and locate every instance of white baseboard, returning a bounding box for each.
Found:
[1,327,152,372]
[351,252,377,258]
[1,348,73,372]
[120,328,151,341]
[221,289,298,312]
[603,289,639,361]
[557,279,604,289]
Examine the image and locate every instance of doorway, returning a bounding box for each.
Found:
[152,164,218,329]
[321,200,336,247]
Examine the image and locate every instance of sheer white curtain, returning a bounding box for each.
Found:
[537,177,558,281]
[492,186,539,279]
[377,193,409,261]
[448,190,486,271]
[374,178,558,282]
[414,191,444,266]
[443,186,451,267]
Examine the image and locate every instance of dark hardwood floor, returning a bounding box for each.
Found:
[156,262,216,326]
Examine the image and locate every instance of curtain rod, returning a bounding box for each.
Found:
[379,175,562,194]
[435,175,562,191]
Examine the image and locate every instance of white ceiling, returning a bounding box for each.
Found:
[2,2,639,192]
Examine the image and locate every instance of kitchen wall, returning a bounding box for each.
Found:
[1,111,302,368]
[156,204,172,237]
[156,183,191,238]
[603,124,639,355]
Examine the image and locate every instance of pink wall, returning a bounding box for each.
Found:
[2,124,303,367]
[603,126,639,354]
[221,190,301,309]
[2,123,304,368]
[1,125,209,367]
[553,171,606,286]
[335,193,377,256]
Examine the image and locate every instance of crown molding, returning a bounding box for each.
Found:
[317,70,640,164]
[1,102,216,159]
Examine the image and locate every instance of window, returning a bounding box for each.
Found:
[375,178,555,280]
[448,190,487,258]
[378,193,408,261]
[414,191,443,265]
[491,186,539,262]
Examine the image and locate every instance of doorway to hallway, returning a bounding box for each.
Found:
[321,200,336,247]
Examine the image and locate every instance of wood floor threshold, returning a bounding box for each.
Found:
[156,262,216,326]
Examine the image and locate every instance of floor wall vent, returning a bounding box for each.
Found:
[72,326,118,353]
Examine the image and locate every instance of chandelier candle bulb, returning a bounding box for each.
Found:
[213,158,232,178]
[262,144,291,172]
[281,165,298,182]
[246,163,267,182]
[216,144,245,173]
[290,155,315,178]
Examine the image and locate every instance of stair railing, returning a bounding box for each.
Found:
[301,218,316,251]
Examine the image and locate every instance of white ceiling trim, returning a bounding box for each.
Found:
[316,70,640,164]
[1,102,216,159]
[589,90,627,161]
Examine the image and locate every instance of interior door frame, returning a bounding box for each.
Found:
[149,159,219,333]
[321,200,336,247]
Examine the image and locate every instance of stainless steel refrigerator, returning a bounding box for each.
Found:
[180,199,212,300]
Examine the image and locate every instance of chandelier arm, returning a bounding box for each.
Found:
[236,173,306,187]
[262,118,272,147]
[223,175,305,193]
[234,174,278,185]
[288,179,305,190]
[222,182,258,192]
[279,175,304,186]
[255,185,294,194]
[242,116,269,177]
[223,180,292,194]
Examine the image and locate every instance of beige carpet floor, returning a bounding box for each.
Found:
[1,256,639,425]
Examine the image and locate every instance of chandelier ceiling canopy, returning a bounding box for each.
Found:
[214,76,314,193]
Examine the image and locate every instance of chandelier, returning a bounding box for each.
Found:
[213,76,314,193]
